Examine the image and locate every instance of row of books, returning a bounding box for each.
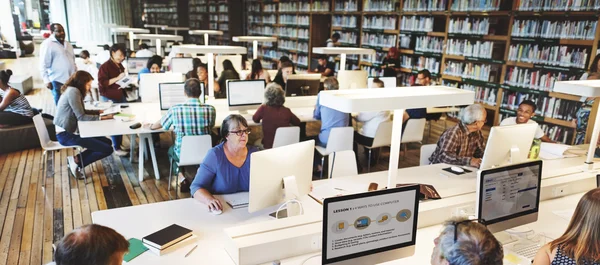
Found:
[399,34,412,49]
[259,15,276,24]
[190,5,207,12]
[247,3,260,12]
[333,15,358,28]
[446,39,494,59]
[401,56,441,74]
[364,0,398,11]
[335,61,359,70]
[218,5,227,12]
[504,66,579,91]
[448,17,490,35]
[260,49,309,69]
[361,52,387,64]
[264,4,277,12]
[450,0,501,11]
[463,84,498,106]
[516,0,599,11]
[335,0,359,11]
[248,26,275,35]
[363,16,398,30]
[507,44,589,69]
[279,15,310,26]
[398,72,416,86]
[279,2,311,12]
[403,0,447,11]
[361,33,397,48]
[340,31,359,44]
[400,16,435,32]
[444,61,494,81]
[312,1,330,11]
[278,27,310,39]
[277,40,309,53]
[511,19,597,40]
[218,14,228,22]
[362,65,386,77]
[499,111,573,143]
[415,36,444,53]
[501,91,578,121]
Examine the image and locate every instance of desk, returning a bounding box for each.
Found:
[110,28,150,51]
[232,36,278,59]
[92,195,322,265]
[312,47,375,71]
[144,24,168,34]
[189,30,224,46]
[132,34,184,57]
[426,107,459,114]
[161,26,189,35]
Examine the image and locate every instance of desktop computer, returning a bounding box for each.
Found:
[139,73,185,103]
[285,74,321,97]
[480,123,538,170]
[227,80,266,114]
[368,76,397,88]
[170,57,193,73]
[322,185,420,265]
[126,57,148,74]
[159,82,205,111]
[337,70,368,89]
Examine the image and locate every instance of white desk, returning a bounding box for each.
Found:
[144,24,168,34]
[92,195,322,265]
[110,28,150,51]
[171,45,247,98]
[161,26,189,35]
[232,36,277,59]
[426,107,459,114]
[189,30,224,46]
[312,47,376,70]
[132,34,184,57]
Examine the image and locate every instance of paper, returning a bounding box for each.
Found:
[116,75,134,88]
[100,105,121,116]
[553,209,575,222]
[309,184,353,203]
[123,238,148,262]
[539,143,579,160]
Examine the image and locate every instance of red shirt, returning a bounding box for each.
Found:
[252,105,301,149]
[98,60,125,101]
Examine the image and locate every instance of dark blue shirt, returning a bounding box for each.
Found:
[406,108,427,119]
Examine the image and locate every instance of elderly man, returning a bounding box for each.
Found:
[51,224,129,265]
[431,218,504,265]
[429,104,487,167]
[39,23,76,105]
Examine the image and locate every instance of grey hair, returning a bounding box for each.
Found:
[437,218,503,265]
[264,83,285,107]
[460,104,486,125]
[323,77,339,90]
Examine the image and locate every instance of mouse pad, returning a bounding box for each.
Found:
[442,167,472,175]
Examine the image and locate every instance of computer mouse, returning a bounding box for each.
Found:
[450,166,464,173]
[209,209,222,215]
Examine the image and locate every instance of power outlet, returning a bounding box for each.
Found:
[311,235,322,250]
[552,185,569,198]
[453,205,475,218]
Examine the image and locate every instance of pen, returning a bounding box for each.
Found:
[185,245,198,258]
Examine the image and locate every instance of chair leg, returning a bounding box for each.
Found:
[42,151,47,194]
[320,156,325,179]
[78,148,89,200]
[175,169,179,200]
[168,158,173,200]
[367,149,372,173]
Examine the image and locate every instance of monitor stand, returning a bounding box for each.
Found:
[270,175,302,219]
[493,231,518,245]
[238,110,249,115]
[509,147,521,164]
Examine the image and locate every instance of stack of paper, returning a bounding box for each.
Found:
[539,143,580,160]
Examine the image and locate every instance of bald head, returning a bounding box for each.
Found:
[55,224,129,265]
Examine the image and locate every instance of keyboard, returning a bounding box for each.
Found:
[221,192,249,209]
[513,243,542,260]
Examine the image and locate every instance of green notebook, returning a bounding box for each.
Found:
[123,238,148,262]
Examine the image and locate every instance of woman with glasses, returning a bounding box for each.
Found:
[431,217,503,265]
[190,114,257,212]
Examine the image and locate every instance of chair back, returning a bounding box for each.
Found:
[179,135,212,166]
[272,126,300,148]
[420,144,437,166]
[326,127,354,153]
[371,121,393,148]
[328,150,358,178]
[401,118,426,144]
[32,114,52,150]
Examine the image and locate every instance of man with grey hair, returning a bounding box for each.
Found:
[429,104,486,167]
[431,217,503,265]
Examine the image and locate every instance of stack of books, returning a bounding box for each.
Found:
[142,224,194,256]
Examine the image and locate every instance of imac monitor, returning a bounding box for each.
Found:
[285,74,321,97]
[159,82,205,110]
[480,123,538,170]
[322,186,420,265]
[248,140,315,213]
[337,70,368,89]
[139,73,184,103]
[227,80,266,113]
[368,77,397,88]
[476,160,542,233]
[126,58,148,74]
[171,57,194,73]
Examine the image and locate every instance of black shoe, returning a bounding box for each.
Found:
[179,179,191,193]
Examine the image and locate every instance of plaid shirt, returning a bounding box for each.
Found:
[429,122,485,166]
[161,98,216,156]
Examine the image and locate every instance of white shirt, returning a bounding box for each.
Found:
[39,35,76,84]
[136,49,154,58]
[499,117,545,139]
[356,111,390,138]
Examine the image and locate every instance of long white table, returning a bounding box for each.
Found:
[189,30,224,46]
[110,28,150,51]
[133,34,184,57]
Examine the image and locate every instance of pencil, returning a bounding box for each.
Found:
[185,245,198,258]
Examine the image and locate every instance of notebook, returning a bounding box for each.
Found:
[123,238,148,262]
[142,224,193,250]
[222,192,249,209]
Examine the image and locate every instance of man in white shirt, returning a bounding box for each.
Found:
[326,32,340,47]
[500,99,555,143]
[39,23,76,105]
[135,43,154,58]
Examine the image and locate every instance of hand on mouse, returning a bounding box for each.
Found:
[470,158,482,168]
[208,198,222,212]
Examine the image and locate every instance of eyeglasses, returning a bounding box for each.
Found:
[451,219,481,243]
[229,129,251,137]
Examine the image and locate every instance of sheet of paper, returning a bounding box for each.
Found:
[116,75,134,88]
[540,143,572,157]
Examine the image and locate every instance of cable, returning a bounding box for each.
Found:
[275,199,305,219]
[300,254,321,265]
[329,152,336,179]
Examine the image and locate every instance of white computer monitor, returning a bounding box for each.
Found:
[171,57,193,73]
[337,70,368,89]
[475,160,542,233]
[368,77,397,88]
[322,185,420,265]
[159,82,205,110]
[480,123,538,170]
[227,79,266,113]
[139,73,184,103]
[248,140,315,213]
[126,58,148,74]
[216,55,243,77]
[285,74,321,97]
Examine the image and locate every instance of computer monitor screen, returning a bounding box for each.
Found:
[337,70,368,89]
[480,123,538,170]
[126,58,148,74]
[171,57,193,73]
[227,80,266,109]
[139,73,184,103]
[285,74,321,97]
[322,186,419,265]
[159,82,205,110]
[476,160,542,233]
[368,77,397,88]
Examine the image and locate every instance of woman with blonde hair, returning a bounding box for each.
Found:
[533,188,600,265]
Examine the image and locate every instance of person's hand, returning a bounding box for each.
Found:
[207,198,222,211]
[100,114,114,120]
[117,72,126,80]
[142,123,153,130]
[46,83,52,90]
[470,158,482,168]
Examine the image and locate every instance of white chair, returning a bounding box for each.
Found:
[168,135,212,199]
[420,144,437,166]
[33,114,88,198]
[362,121,393,172]
[315,127,354,179]
[272,126,300,148]
[401,118,427,156]
[328,150,358,178]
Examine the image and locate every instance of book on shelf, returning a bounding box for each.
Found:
[446,39,494,58]
[364,0,399,11]
[312,1,330,11]
[504,66,580,91]
[501,91,579,121]
[399,34,411,49]
[279,2,310,12]
[363,15,398,30]
[448,17,490,35]
[361,33,397,48]
[462,84,498,106]
[416,36,444,53]
[511,19,597,40]
[516,0,599,11]
[450,0,501,11]
[403,0,447,11]
[443,61,494,82]
[335,0,359,11]
[333,15,358,28]
[508,44,589,69]
[400,16,434,32]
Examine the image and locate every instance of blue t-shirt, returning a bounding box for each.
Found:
[137,67,150,82]
[191,142,258,195]
[313,93,349,146]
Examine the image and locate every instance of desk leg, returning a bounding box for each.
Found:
[129,134,136,163]
[388,109,405,188]
[204,34,209,46]
[138,135,145,182]
[146,134,160,180]
[156,39,163,57]
[128,32,134,51]
[340,53,347,71]
[208,53,215,98]
[253,40,258,59]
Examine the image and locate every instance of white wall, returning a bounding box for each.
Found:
[0,0,18,48]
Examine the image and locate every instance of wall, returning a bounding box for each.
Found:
[0,0,18,48]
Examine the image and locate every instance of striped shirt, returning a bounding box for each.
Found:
[161,98,216,156]
[429,122,485,166]
[0,88,34,117]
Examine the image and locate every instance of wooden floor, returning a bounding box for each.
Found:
[0,56,469,265]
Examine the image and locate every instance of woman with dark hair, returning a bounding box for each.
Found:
[185,58,204,79]
[246,59,271,82]
[54,71,114,178]
[190,114,258,212]
[272,61,295,89]
[190,63,220,98]
[581,53,600,80]
[0,69,35,127]
[216,59,240,98]
[137,55,163,82]
[253,83,300,149]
